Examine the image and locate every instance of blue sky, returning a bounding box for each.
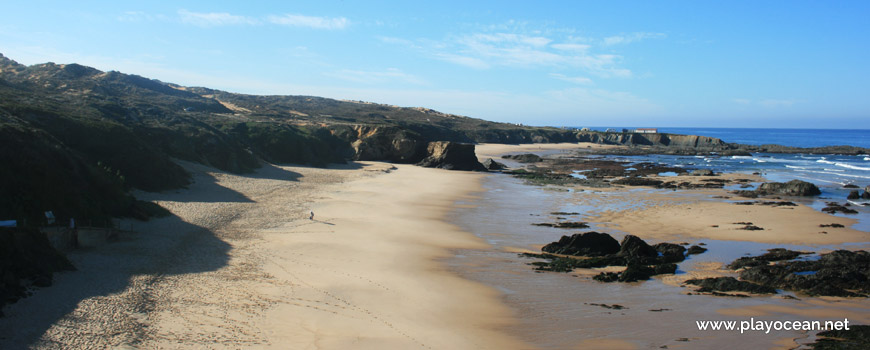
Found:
[1,1,868,128]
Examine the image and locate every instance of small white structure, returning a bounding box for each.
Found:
[580,127,590,131]
[635,128,658,133]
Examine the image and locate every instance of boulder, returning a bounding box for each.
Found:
[756,180,821,196]
[617,235,658,262]
[691,169,715,176]
[416,141,486,171]
[687,245,708,255]
[863,188,870,199]
[482,158,507,170]
[847,190,861,200]
[541,231,621,256]
[653,243,688,263]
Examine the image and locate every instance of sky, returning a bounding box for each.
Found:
[1,1,868,128]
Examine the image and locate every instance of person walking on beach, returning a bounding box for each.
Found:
[309,210,314,220]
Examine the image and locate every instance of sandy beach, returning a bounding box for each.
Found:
[2,142,868,349]
[0,160,523,349]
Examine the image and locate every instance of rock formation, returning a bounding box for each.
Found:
[415,141,486,171]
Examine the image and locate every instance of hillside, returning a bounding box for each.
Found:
[3,53,864,224]
[0,53,583,223]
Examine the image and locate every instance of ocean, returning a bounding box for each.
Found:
[578,128,870,228]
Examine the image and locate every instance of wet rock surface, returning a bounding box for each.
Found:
[685,277,777,294]
[727,248,813,270]
[524,232,703,282]
[822,202,859,214]
[809,324,870,350]
[737,250,870,297]
[695,249,868,297]
[532,221,590,229]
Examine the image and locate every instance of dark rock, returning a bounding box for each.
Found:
[532,221,590,229]
[482,158,507,170]
[736,250,869,297]
[822,202,859,214]
[685,277,777,294]
[728,248,812,270]
[611,177,664,187]
[756,180,822,196]
[541,231,621,256]
[848,190,861,200]
[416,141,486,171]
[843,184,860,189]
[739,225,764,231]
[654,243,688,263]
[618,263,657,282]
[692,169,715,176]
[617,235,659,262]
[687,245,708,255]
[810,324,870,350]
[593,271,619,282]
[586,303,627,310]
[863,190,870,200]
[550,211,580,216]
[501,153,543,163]
[820,223,845,228]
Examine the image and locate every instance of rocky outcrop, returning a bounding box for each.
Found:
[737,250,870,297]
[416,141,486,171]
[738,180,822,197]
[482,158,507,170]
[339,125,424,163]
[685,277,777,294]
[611,177,664,187]
[526,232,704,282]
[848,190,861,199]
[810,325,870,349]
[541,231,620,256]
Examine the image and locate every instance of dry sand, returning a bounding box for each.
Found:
[0,161,524,349]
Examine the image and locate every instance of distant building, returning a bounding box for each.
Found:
[634,128,658,133]
[580,127,590,131]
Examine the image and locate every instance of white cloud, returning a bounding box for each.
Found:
[551,43,591,51]
[324,68,427,85]
[177,9,259,27]
[550,73,594,85]
[603,32,666,46]
[433,53,490,69]
[267,14,348,30]
[378,28,635,79]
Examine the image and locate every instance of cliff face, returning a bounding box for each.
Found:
[573,131,726,148]
[416,141,486,171]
